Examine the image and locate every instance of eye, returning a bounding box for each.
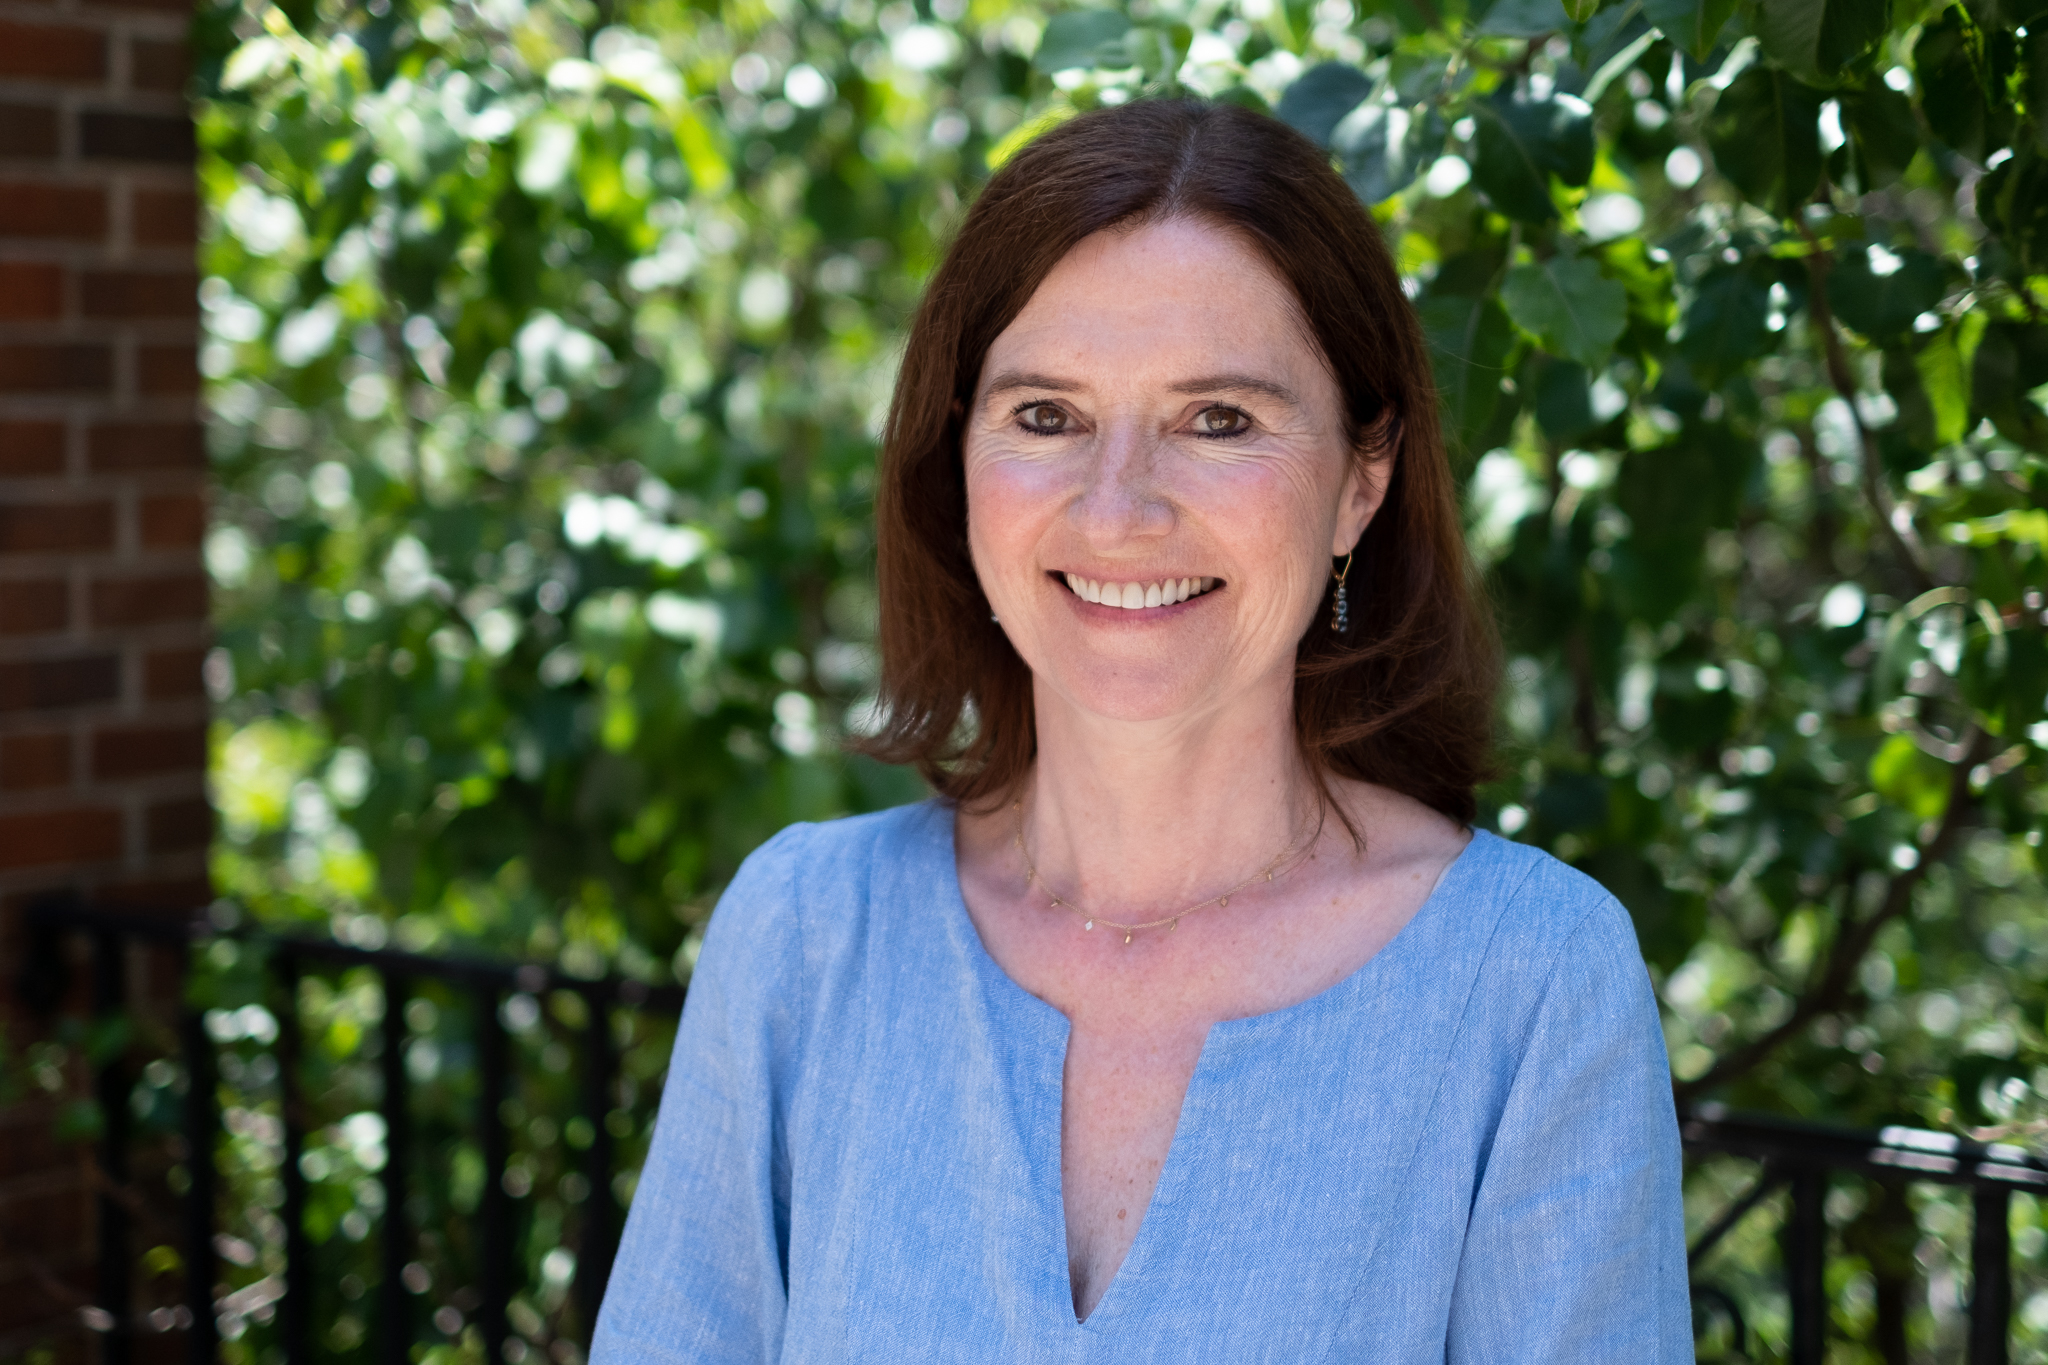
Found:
[1018,403,1070,434]
[1193,406,1250,437]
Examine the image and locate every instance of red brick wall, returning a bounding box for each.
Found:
[0,0,206,1346]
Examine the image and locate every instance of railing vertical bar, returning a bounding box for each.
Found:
[573,986,617,1341]
[475,984,511,1363]
[92,929,131,1365]
[1969,1184,2013,1365]
[179,1005,217,1365]
[275,951,311,1365]
[379,969,411,1365]
[1783,1170,1826,1365]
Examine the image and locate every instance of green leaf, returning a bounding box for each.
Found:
[1871,733,1953,823]
[1275,62,1374,147]
[1501,255,1628,369]
[1032,10,1131,72]
[1978,143,2048,276]
[1420,293,1514,453]
[1642,0,1742,60]
[1704,65,1825,217]
[1972,321,2048,446]
[1839,86,1920,189]
[1678,261,1775,384]
[1563,0,1605,20]
[1825,245,1945,340]
[1335,103,1447,204]
[1469,94,1594,223]
[1758,0,1889,84]
[1913,325,1973,448]
[1533,360,1600,441]
[1478,0,1574,37]
[1913,4,2013,163]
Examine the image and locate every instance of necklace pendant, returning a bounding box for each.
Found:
[1083,919,1093,930]
[1123,932,1132,945]
[1219,895,1229,908]
[1170,918,1178,932]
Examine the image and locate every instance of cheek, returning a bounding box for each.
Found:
[965,451,1061,573]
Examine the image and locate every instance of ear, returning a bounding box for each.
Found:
[1332,415,1399,556]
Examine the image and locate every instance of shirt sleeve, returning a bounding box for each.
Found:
[591,825,809,1365]
[1444,894,1694,1364]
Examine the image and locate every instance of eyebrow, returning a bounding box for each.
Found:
[1166,374,1302,407]
[981,370,1082,400]
[979,370,1303,406]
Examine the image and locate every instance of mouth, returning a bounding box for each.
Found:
[1051,571,1221,610]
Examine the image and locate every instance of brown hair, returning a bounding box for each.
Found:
[859,98,1498,824]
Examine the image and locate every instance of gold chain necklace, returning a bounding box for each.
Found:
[1010,799,1306,944]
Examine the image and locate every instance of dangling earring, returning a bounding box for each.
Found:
[1329,551,1353,635]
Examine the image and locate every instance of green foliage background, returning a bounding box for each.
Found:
[177,0,2048,1355]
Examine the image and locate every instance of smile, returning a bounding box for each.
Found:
[1056,572,1218,610]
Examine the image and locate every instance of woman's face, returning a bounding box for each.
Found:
[964,217,1385,726]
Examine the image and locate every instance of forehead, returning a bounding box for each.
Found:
[981,217,1328,389]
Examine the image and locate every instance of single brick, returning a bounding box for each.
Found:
[91,722,203,779]
[87,420,200,470]
[145,796,209,853]
[78,110,193,163]
[0,578,68,634]
[0,344,113,395]
[136,344,198,394]
[143,645,205,698]
[0,21,107,82]
[0,421,65,476]
[129,37,187,92]
[0,102,59,158]
[0,653,119,711]
[0,183,106,240]
[0,501,113,554]
[139,491,204,547]
[131,187,196,246]
[0,731,71,790]
[0,263,63,321]
[0,807,122,869]
[89,571,206,627]
[80,269,198,320]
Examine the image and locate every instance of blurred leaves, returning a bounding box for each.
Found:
[191,0,2048,1354]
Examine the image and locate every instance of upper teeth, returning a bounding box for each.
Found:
[1062,574,1215,608]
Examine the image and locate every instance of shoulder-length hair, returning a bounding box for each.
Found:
[858,97,1498,825]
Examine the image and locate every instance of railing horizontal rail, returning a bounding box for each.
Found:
[1683,1101,2048,1190]
[27,899,686,1009]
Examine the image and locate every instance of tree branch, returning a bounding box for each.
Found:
[1799,231,1939,598]
[1674,728,1987,1103]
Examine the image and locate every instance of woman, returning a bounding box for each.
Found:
[594,99,1690,1362]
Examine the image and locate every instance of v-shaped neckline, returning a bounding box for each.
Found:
[923,802,1500,1330]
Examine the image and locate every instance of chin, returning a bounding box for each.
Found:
[1038,654,1224,724]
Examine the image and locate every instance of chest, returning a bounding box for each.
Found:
[801,939,1505,1364]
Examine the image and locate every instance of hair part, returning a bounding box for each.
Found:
[858,98,1500,828]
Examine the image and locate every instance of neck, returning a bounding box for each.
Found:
[1019,669,1318,916]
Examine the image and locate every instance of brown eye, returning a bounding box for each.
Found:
[1196,406,1247,436]
[1023,404,1068,433]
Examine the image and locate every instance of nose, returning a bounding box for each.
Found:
[1065,419,1175,546]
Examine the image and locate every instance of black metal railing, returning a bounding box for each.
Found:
[19,897,684,1365]
[16,900,2048,1363]
[1681,1103,2047,1364]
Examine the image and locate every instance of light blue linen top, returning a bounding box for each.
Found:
[593,800,1693,1364]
